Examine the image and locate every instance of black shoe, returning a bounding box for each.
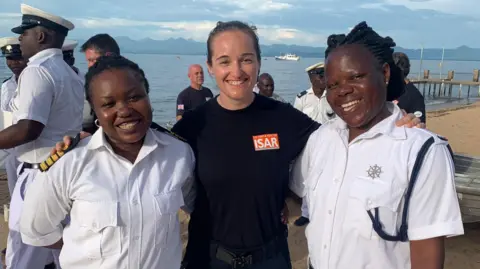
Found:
[294,216,309,226]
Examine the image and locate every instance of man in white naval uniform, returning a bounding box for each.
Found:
[293,62,335,227]
[62,40,96,134]
[1,4,84,269]
[0,38,27,196]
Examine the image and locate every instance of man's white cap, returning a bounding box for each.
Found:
[11,4,74,36]
[62,40,78,52]
[305,62,325,72]
[0,37,21,57]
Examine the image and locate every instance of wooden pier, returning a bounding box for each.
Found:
[410,69,480,99]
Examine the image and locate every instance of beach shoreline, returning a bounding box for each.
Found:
[0,102,478,268]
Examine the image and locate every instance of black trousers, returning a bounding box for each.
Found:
[208,236,292,269]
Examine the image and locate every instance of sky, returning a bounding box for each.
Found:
[0,0,478,48]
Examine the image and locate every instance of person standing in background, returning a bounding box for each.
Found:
[392,52,426,124]
[62,40,96,134]
[80,33,120,68]
[176,64,213,120]
[292,62,335,227]
[257,73,286,102]
[5,4,84,269]
[0,37,27,196]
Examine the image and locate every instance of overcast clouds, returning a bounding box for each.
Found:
[0,0,477,48]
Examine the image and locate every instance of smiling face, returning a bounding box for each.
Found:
[89,68,152,145]
[325,44,390,129]
[207,30,259,106]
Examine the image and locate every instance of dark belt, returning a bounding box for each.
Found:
[210,232,287,268]
[19,162,40,175]
[19,162,40,200]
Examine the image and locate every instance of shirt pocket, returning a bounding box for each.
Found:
[75,200,121,259]
[153,189,185,248]
[344,175,406,240]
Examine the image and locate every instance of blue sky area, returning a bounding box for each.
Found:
[0,0,477,48]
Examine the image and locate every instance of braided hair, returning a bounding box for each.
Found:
[324,21,404,101]
[84,54,150,104]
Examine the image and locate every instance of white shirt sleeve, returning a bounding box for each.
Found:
[20,169,71,246]
[407,142,464,240]
[15,67,54,125]
[289,132,314,197]
[1,81,16,112]
[293,96,303,111]
[181,145,196,214]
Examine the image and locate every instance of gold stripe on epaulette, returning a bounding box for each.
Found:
[166,130,186,142]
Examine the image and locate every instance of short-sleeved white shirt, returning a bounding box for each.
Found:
[11,48,84,163]
[293,87,335,124]
[290,103,464,269]
[1,76,17,113]
[20,128,196,269]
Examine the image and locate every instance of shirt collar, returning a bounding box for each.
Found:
[87,127,170,152]
[332,102,407,141]
[28,48,62,64]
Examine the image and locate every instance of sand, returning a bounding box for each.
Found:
[0,103,479,268]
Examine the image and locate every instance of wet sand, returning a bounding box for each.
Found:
[0,103,479,268]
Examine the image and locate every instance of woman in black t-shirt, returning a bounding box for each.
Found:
[50,22,423,269]
[173,21,423,269]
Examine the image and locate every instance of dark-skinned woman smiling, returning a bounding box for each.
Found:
[290,22,463,269]
[18,55,196,269]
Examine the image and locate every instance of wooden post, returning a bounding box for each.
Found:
[447,71,454,97]
[473,69,479,82]
[423,70,430,79]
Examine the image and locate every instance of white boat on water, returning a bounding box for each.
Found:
[274,53,300,61]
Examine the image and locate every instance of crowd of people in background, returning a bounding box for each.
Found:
[0,3,462,269]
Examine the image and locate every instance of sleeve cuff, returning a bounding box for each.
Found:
[20,227,63,247]
[408,220,465,241]
[15,113,48,125]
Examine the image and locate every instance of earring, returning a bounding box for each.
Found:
[94,119,100,127]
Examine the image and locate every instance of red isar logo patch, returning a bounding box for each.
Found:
[252,134,280,151]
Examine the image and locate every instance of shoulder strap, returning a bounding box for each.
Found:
[150,122,187,142]
[2,76,12,84]
[297,90,308,98]
[368,136,435,242]
[39,133,82,172]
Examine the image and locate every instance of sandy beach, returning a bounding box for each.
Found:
[0,102,479,268]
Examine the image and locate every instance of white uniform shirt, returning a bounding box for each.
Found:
[11,48,84,163]
[1,76,17,112]
[20,128,196,269]
[290,103,464,269]
[293,87,335,124]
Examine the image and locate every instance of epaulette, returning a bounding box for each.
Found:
[150,122,187,142]
[2,76,12,84]
[437,135,448,142]
[39,134,81,172]
[296,90,307,98]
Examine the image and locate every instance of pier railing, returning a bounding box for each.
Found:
[410,69,480,99]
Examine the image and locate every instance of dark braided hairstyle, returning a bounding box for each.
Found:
[324,21,405,101]
[84,54,150,129]
[84,54,150,104]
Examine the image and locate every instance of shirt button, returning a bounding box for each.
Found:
[328,210,332,214]
[132,199,138,205]
[323,245,327,249]
[92,223,97,229]
[133,236,140,241]
[367,199,373,205]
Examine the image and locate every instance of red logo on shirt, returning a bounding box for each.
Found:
[253,134,280,151]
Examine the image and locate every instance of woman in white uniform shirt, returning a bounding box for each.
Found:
[290,22,464,269]
[19,55,196,269]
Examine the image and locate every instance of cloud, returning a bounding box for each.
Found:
[359,3,391,12]
[382,0,479,17]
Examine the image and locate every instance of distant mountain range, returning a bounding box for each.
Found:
[75,37,480,61]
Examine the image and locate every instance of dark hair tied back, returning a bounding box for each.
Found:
[324,21,405,101]
[84,55,150,104]
[207,20,261,65]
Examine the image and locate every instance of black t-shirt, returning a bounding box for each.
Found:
[176,86,214,116]
[396,82,426,123]
[172,94,319,255]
